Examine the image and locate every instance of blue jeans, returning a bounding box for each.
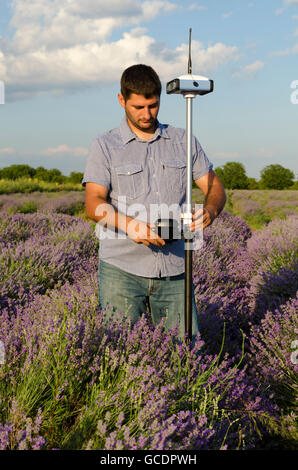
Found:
[98,259,199,340]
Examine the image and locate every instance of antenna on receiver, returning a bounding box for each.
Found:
[188,28,192,74]
[166,28,213,96]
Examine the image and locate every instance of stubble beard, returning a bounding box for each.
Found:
[126,112,158,134]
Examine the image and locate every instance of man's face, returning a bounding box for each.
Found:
[118,92,160,134]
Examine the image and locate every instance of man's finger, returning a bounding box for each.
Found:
[149,238,165,247]
[192,208,204,221]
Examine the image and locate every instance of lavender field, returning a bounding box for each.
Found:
[0,191,297,450]
[194,188,298,229]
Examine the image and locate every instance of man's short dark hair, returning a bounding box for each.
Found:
[120,64,162,101]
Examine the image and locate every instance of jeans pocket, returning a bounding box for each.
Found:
[115,163,145,199]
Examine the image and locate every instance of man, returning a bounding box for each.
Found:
[82,64,226,341]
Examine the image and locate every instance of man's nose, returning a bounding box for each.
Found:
[143,107,152,119]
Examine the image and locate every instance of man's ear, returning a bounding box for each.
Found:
[118,93,125,109]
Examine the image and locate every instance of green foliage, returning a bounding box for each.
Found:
[69,172,83,184]
[0,163,296,195]
[219,189,298,230]
[0,164,84,191]
[17,201,39,214]
[260,164,295,190]
[248,178,259,190]
[0,164,36,180]
[243,209,272,229]
[0,164,69,184]
[214,162,249,189]
[289,180,298,190]
[35,166,50,181]
[0,178,83,194]
[45,169,66,183]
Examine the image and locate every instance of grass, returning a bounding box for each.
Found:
[0,178,83,194]
[193,188,298,230]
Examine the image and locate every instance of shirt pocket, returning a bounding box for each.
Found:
[114,163,145,199]
[161,159,186,194]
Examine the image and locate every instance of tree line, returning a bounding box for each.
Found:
[214,162,296,190]
[0,164,83,184]
[0,162,296,190]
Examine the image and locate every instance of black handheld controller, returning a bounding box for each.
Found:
[152,218,183,243]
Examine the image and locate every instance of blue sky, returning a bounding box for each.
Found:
[0,0,297,179]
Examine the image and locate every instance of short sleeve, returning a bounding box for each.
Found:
[192,137,213,181]
[81,138,111,189]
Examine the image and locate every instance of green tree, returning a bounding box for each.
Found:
[35,166,50,181]
[46,168,66,183]
[214,162,249,189]
[35,166,67,183]
[69,171,83,184]
[248,177,259,189]
[0,164,36,180]
[260,164,295,190]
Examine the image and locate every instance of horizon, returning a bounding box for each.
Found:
[0,0,298,180]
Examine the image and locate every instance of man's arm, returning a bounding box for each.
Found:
[85,182,165,247]
[85,182,129,231]
[190,170,226,230]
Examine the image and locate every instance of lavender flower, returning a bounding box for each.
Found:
[0,206,296,450]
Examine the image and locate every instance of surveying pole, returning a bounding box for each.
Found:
[166,28,214,342]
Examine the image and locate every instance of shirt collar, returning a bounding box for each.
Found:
[120,118,170,144]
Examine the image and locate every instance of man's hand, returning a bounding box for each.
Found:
[193,170,226,229]
[189,206,215,231]
[127,219,166,248]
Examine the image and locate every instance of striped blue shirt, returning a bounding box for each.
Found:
[82,118,213,278]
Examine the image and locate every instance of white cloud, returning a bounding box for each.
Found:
[0,0,239,100]
[142,0,178,18]
[244,60,264,74]
[7,0,177,53]
[0,145,88,158]
[232,60,264,79]
[211,151,242,160]
[271,43,298,55]
[41,145,88,157]
[65,0,143,18]
[211,148,274,162]
[285,0,298,4]
[222,11,233,19]
[188,4,207,11]
[255,148,274,159]
[0,147,15,154]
